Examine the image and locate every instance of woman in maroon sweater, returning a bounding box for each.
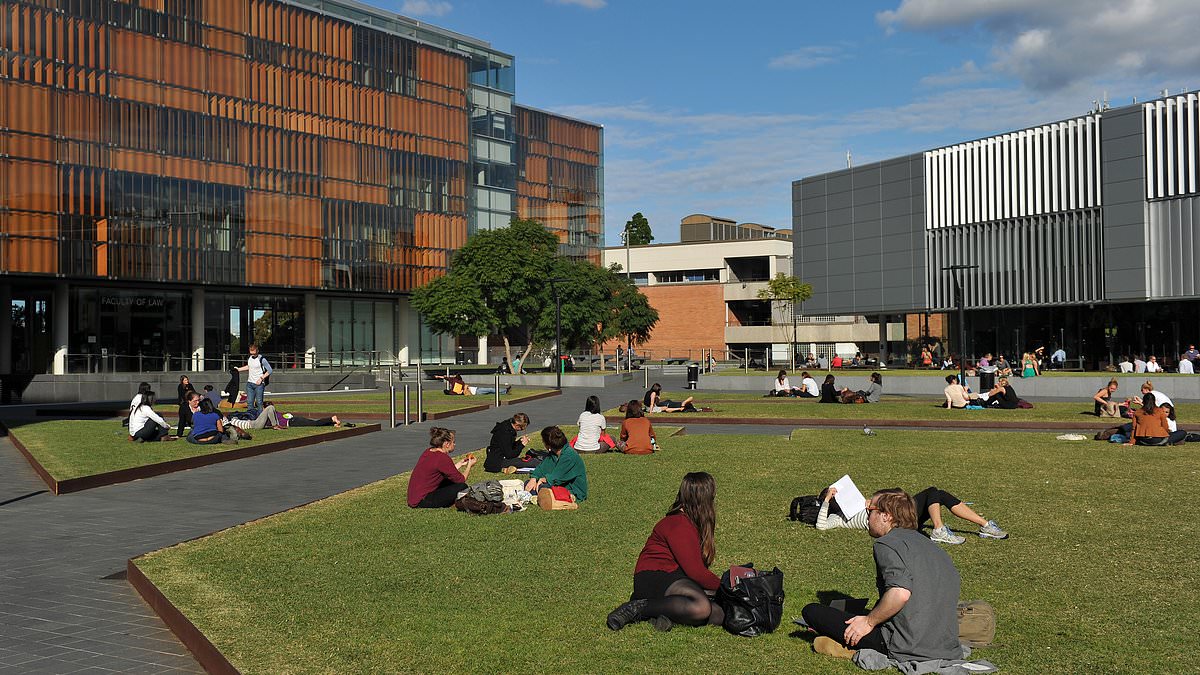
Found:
[606,472,724,632]
[407,427,476,508]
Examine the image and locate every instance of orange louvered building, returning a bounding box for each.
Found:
[0,0,601,377]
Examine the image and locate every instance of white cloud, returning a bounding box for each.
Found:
[768,46,842,70]
[919,60,991,88]
[547,0,607,9]
[878,0,1200,91]
[400,0,452,17]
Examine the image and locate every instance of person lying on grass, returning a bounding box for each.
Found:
[644,382,694,413]
[803,489,964,662]
[128,390,175,443]
[434,373,508,396]
[407,426,475,509]
[524,426,587,503]
[619,400,657,454]
[808,484,1007,544]
[187,397,251,445]
[607,472,723,633]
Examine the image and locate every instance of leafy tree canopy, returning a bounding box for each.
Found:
[623,212,654,246]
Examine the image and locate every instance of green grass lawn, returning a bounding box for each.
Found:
[7,420,346,482]
[607,395,1200,423]
[710,368,1198,378]
[134,430,1200,673]
[153,388,553,416]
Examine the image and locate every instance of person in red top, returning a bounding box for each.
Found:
[407,427,476,508]
[606,472,724,632]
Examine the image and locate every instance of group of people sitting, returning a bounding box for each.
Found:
[1094,379,1189,445]
[942,374,1022,409]
[126,379,347,445]
[768,370,883,404]
[605,475,1003,665]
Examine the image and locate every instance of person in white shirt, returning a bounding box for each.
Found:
[1134,356,1147,373]
[800,372,820,398]
[1179,353,1195,374]
[236,343,274,410]
[1145,355,1163,373]
[574,395,613,453]
[128,391,172,443]
[1117,356,1134,373]
[772,369,799,396]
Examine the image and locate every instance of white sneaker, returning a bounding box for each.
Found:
[930,525,966,545]
[979,520,1009,539]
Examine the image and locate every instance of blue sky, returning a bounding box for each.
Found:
[384,0,1200,245]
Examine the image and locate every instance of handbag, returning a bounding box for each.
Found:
[715,563,785,637]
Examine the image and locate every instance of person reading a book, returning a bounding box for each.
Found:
[606,472,723,633]
[811,483,1007,544]
[802,489,964,662]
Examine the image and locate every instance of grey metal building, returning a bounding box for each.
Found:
[793,91,1200,367]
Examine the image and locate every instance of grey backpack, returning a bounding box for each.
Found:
[467,480,504,503]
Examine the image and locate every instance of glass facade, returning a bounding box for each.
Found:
[0,0,470,289]
[515,106,604,263]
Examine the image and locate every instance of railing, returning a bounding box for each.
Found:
[55,350,398,374]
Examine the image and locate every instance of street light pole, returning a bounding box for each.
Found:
[548,277,569,390]
[943,264,978,388]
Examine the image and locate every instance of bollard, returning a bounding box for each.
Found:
[389,384,396,429]
[404,384,411,426]
[495,373,501,408]
[416,363,423,423]
[644,364,648,388]
[745,347,749,373]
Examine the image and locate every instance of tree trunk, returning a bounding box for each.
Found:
[502,334,516,374]
[517,326,535,373]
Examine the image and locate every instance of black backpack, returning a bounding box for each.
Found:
[715,564,785,637]
[789,495,822,525]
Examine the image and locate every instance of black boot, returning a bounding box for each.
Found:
[606,599,648,631]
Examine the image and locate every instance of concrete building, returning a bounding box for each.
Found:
[604,215,882,361]
[794,90,1200,368]
[0,0,602,392]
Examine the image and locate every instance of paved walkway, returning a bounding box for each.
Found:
[3,379,758,673]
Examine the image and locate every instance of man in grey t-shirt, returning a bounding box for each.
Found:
[802,489,962,661]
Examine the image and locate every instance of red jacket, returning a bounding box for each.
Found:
[635,512,720,590]
[406,449,465,507]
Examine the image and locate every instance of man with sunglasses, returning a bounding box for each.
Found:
[803,489,962,663]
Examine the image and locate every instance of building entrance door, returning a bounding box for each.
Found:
[11,293,51,374]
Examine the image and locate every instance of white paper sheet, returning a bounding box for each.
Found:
[831,474,867,518]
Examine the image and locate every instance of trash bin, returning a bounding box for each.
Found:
[978,370,995,392]
[687,363,700,390]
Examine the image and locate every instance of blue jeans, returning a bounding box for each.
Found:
[245,381,265,409]
[475,387,497,395]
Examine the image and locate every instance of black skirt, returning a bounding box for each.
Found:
[632,569,690,600]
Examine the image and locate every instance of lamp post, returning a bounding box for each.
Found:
[943,264,978,388]
[548,277,569,390]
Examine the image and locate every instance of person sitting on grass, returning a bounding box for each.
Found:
[619,400,657,455]
[943,374,973,409]
[819,374,839,403]
[985,377,1019,409]
[484,412,535,472]
[407,427,475,508]
[1094,378,1120,417]
[772,369,800,397]
[644,383,694,413]
[800,372,820,398]
[811,485,1007,543]
[1126,393,1172,447]
[128,391,174,443]
[524,426,587,504]
[607,472,723,632]
[803,489,964,662]
[575,396,615,454]
[435,373,508,396]
[841,372,883,403]
[188,397,248,445]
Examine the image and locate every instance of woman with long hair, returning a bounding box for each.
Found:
[619,400,657,454]
[644,382,693,413]
[407,427,475,508]
[1127,392,1172,446]
[607,472,724,632]
[574,395,613,453]
[128,391,173,443]
[819,374,839,403]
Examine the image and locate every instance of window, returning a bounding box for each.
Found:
[656,269,719,284]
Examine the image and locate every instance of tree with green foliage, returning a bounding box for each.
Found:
[757,273,814,365]
[623,212,654,246]
[611,281,658,351]
[411,218,559,372]
[532,261,659,355]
